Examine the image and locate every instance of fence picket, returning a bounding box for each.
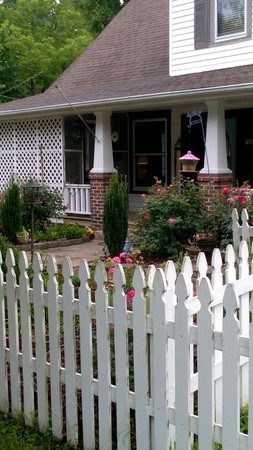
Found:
[47,256,62,439]
[239,241,249,406]
[225,244,236,283]
[175,273,192,449]
[164,260,177,444]
[222,284,240,450]
[196,252,208,288]
[113,264,130,449]
[211,248,223,424]
[0,251,8,413]
[151,268,168,449]
[132,266,150,450]
[19,251,34,425]
[248,294,253,448]
[6,249,21,414]
[78,259,95,450]
[62,257,78,446]
[33,252,48,431]
[197,277,214,450]
[95,262,111,450]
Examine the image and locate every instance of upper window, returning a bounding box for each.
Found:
[195,0,251,49]
[216,0,246,40]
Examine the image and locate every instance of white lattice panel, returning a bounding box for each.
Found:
[38,118,63,188]
[0,122,15,190]
[0,117,63,191]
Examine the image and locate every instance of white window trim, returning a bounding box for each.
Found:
[213,0,248,43]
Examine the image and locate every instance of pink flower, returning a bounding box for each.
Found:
[193,292,197,297]
[109,268,115,278]
[157,188,161,193]
[227,197,233,202]
[209,180,214,184]
[222,187,229,195]
[141,193,145,198]
[233,195,239,201]
[119,252,125,259]
[125,258,133,264]
[168,218,175,224]
[126,289,135,302]
[112,256,121,263]
[143,214,149,219]
[156,180,162,184]
[240,198,246,205]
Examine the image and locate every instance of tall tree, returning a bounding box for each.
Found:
[73,0,125,36]
[0,0,93,100]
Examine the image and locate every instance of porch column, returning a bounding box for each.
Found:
[198,100,233,211]
[89,111,116,229]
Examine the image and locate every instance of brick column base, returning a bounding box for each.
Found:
[197,172,233,213]
[89,172,114,230]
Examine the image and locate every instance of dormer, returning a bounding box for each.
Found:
[169,0,253,76]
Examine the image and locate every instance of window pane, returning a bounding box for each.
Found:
[134,120,166,154]
[135,155,165,187]
[65,116,83,150]
[217,0,245,37]
[65,151,83,184]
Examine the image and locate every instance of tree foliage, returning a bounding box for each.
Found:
[0,0,93,100]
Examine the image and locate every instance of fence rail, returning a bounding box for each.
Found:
[0,242,253,449]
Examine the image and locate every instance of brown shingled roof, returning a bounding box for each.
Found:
[1,0,253,115]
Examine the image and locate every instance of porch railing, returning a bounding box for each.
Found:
[63,183,91,215]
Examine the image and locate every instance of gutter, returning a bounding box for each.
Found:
[1,82,253,119]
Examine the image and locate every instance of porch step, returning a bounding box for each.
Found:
[63,215,94,228]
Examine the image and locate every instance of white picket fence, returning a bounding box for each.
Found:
[232,207,253,248]
[1,243,253,449]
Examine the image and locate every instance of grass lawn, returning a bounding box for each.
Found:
[0,412,74,449]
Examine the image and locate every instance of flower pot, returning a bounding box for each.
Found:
[16,234,29,245]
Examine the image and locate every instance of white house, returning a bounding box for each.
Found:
[0,0,253,227]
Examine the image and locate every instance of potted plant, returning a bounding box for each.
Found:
[16,227,29,245]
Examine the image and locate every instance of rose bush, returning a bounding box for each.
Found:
[131,178,208,259]
[211,182,253,248]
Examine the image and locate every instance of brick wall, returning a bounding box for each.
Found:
[89,172,114,230]
[198,172,233,212]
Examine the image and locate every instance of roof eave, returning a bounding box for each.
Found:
[1,82,253,119]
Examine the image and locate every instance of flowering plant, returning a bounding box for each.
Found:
[105,249,143,309]
[211,182,253,248]
[132,178,208,259]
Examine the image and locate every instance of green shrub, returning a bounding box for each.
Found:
[103,173,128,257]
[132,178,208,259]
[22,185,65,231]
[1,179,22,242]
[34,223,87,242]
[210,182,253,248]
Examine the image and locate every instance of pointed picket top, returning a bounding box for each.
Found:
[62,256,74,284]
[225,244,236,283]
[32,252,43,274]
[6,248,15,271]
[47,255,58,277]
[146,264,156,289]
[241,207,249,224]
[164,260,177,287]
[239,240,249,277]
[78,259,91,285]
[113,263,126,292]
[175,273,191,307]
[232,207,239,222]
[94,260,107,287]
[181,256,193,280]
[196,252,208,281]
[223,283,239,318]
[132,265,146,296]
[152,267,167,295]
[19,251,29,273]
[241,208,250,243]
[198,276,213,311]
[211,248,223,288]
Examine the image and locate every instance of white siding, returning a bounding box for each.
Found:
[170,0,253,76]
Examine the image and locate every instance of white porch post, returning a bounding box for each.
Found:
[90,111,116,173]
[200,100,231,174]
